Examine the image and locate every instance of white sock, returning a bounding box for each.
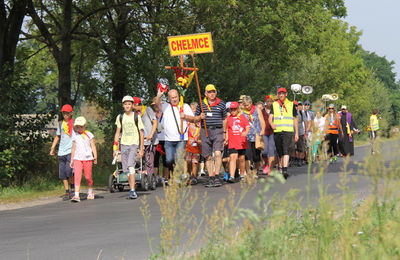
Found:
[88,188,93,194]
[75,192,79,197]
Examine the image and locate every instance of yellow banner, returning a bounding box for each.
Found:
[168,32,213,56]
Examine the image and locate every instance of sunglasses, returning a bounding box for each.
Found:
[329,108,334,110]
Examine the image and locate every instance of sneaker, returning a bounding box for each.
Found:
[334,156,337,162]
[189,177,198,185]
[161,178,169,187]
[228,176,235,183]
[262,165,270,174]
[329,158,334,164]
[87,193,95,200]
[71,196,80,203]
[200,170,206,176]
[283,171,289,180]
[240,175,245,181]
[62,193,71,201]
[205,178,215,188]
[278,167,283,174]
[213,178,222,187]
[129,190,138,199]
[223,172,229,181]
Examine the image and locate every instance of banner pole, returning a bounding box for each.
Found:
[190,52,208,137]
[179,55,184,137]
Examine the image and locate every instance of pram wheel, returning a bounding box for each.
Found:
[108,174,117,193]
[118,185,124,192]
[150,173,157,190]
[141,174,149,191]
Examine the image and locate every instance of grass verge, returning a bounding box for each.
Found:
[142,137,400,259]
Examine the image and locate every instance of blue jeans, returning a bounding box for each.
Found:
[164,141,187,171]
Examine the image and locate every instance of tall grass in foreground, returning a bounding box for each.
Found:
[142,138,400,259]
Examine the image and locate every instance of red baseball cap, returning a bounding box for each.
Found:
[277,87,287,93]
[230,101,239,109]
[133,97,141,105]
[61,104,73,112]
[293,100,298,105]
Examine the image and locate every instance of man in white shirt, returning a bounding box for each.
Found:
[156,89,194,180]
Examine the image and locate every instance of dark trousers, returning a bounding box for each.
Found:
[326,133,338,157]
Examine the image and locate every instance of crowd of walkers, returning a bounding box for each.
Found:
[50,85,380,201]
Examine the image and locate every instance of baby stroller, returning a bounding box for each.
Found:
[108,150,157,193]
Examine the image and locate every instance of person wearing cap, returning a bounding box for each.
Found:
[324,104,344,163]
[268,87,298,179]
[132,96,158,181]
[50,104,75,200]
[225,101,251,183]
[155,88,194,180]
[338,105,359,156]
[69,116,97,202]
[295,101,307,166]
[242,95,266,176]
[113,95,144,199]
[261,94,276,175]
[193,84,227,188]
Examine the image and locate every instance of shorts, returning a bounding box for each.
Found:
[121,144,138,173]
[228,148,246,156]
[200,127,224,158]
[274,132,295,157]
[295,135,306,152]
[262,135,275,158]
[245,141,261,162]
[185,151,200,163]
[222,145,230,158]
[58,154,73,180]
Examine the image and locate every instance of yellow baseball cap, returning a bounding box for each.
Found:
[205,84,216,92]
[74,116,87,126]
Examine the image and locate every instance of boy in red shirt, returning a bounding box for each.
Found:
[225,102,250,183]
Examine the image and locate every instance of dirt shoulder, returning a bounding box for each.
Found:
[0,187,108,212]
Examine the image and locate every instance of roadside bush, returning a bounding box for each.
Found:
[0,71,56,188]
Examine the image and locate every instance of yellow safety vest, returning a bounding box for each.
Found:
[370,115,379,131]
[272,100,294,132]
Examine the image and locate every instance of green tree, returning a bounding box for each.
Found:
[361,50,400,126]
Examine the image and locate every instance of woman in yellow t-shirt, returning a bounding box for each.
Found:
[369,108,380,154]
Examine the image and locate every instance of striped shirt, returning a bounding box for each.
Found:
[195,98,227,127]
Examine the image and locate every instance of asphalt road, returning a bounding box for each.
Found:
[1,140,398,260]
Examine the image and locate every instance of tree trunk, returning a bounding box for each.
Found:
[58,0,72,106]
[110,5,128,105]
[0,0,28,79]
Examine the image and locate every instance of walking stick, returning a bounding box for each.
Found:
[190,52,208,137]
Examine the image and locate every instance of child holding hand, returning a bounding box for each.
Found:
[70,116,97,202]
[225,102,250,183]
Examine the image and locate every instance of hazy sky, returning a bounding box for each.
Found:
[343,0,400,80]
